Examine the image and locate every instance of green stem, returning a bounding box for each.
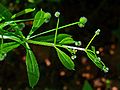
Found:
[27,40,54,47]
[54,18,59,44]
[27,40,85,51]
[29,21,79,39]
[60,45,85,51]
[5,18,34,23]
[14,18,34,23]
[85,34,97,50]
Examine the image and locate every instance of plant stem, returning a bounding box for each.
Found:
[54,18,59,44]
[59,45,85,51]
[27,40,85,51]
[29,21,79,39]
[85,33,97,50]
[27,40,54,47]
[15,18,34,23]
[8,18,34,23]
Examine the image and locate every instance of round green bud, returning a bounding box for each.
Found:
[55,11,60,17]
[79,17,87,24]
[78,23,85,28]
[75,41,82,46]
[103,66,109,73]
[44,12,51,19]
[44,12,51,23]
[78,17,87,28]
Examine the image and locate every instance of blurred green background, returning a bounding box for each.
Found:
[0,0,120,90]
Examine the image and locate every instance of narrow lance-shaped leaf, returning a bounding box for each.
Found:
[28,10,51,37]
[33,34,72,43]
[59,37,75,44]
[28,10,46,37]
[25,43,40,88]
[0,42,20,53]
[11,8,35,19]
[0,42,20,61]
[0,20,14,29]
[10,22,24,36]
[55,47,75,70]
[85,49,109,73]
[86,49,102,68]
[0,4,23,36]
[0,20,25,30]
[0,3,12,20]
[0,32,21,42]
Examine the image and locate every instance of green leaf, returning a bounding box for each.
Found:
[0,20,14,29]
[0,33,21,42]
[0,42,20,53]
[86,49,102,69]
[59,37,75,44]
[33,34,72,43]
[0,4,23,36]
[0,3,12,20]
[0,20,24,30]
[0,42,20,61]
[11,8,35,19]
[33,34,55,42]
[85,49,109,72]
[28,10,46,36]
[56,34,72,41]
[55,47,75,70]
[25,43,40,88]
[82,80,93,90]
[27,40,54,47]
[10,22,24,36]
[0,15,5,22]
[0,52,7,61]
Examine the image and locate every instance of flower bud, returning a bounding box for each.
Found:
[95,29,101,35]
[103,66,109,73]
[75,41,82,46]
[79,17,87,24]
[44,12,51,23]
[78,17,87,28]
[55,11,60,17]
[71,55,77,60]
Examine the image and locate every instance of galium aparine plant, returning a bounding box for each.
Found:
[0,4,109,88]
